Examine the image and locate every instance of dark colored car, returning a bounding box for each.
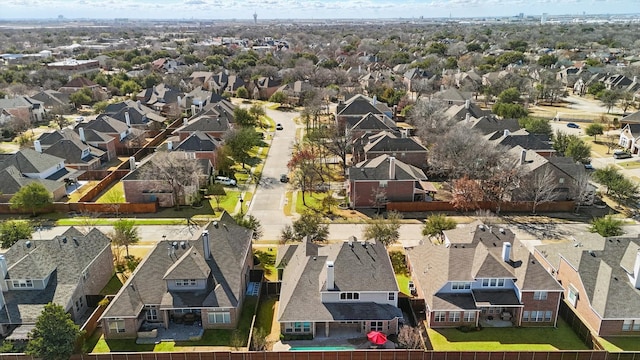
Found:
[276,123,283,130]
[583,163,594,170]
[613,150,632,159]
[280,174,289,183]
[566,122,580,129]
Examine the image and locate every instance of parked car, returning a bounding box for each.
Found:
[215,176,237,186]
[583,163,594,170]
[566,122,580,129]
[280,174,289,183]
[613,150,632,159]
[276,123,283,130]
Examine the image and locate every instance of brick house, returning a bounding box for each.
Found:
[352,131,428,169]
[347,113,397,141]
[0,227,113,337]
[169,131,220,166]
[406,221,563,329]
[38,128,116,162]
[534,234,640,336]
[100,213,253,340]
[336,94,393,131]
[347,155,431,208]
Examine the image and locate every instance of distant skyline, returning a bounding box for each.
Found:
[2,0,638,20]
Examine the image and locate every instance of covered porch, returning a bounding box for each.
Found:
[472,290,523,327]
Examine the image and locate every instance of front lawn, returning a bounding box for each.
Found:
[598,336,640,352]
[295,191,330,213]
[427,319,588,351]
[57,218,189,226]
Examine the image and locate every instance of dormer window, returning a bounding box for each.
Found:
[176,279,197,286]
[12,279,33,288]
[339,292,360,300]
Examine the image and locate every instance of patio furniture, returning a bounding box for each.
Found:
[501,312,512,321]
[183,312,197,325]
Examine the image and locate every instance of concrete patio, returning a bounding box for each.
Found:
[136,324,204,344]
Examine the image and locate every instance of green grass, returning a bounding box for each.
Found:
[255,296,276,334]
[598,336,640,351]
[295,191,330,213]
[396,274,412,296]
[95,182,125,203]
[99,275,123,296]
[209,189,241,215]
[91,296,259,353]
[57,218,189,226]
[427,319,588,351]
[618,160,640,169]
[255,248,277,281]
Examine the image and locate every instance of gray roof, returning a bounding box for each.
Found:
[489,129,554,151]
[0,148,64,174]
[467,116,521,135]
[0,227,111,325]
[174,131,221,152]
[348,154,427,181]
[621,111,640,123]
[363,131,428,153]
[84,115,130,134]
[277,239,400,323]
[102,212,253,319]
[43,139,104,165]
[175,115,231,134]
[406,223,562,311]
[122,153,211,181]
[0,165,65,195]
[535,236,640,319]
[349,113,396,132]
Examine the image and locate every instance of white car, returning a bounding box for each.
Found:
[215,176,237,186]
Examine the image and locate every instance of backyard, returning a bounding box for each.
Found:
[426,319,589,351]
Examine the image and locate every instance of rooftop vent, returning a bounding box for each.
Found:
[180,241,186,249]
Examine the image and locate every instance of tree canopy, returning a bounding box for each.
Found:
[10,182,53,215]
[26,303,82,360]
[362,211,402,247]
[0,220,32,249]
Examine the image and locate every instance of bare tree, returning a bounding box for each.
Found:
[141,152,203,209]
[407,99,454,145]
[451,176,484,212]
[572,169,593,213]
[397,326,424,349]
[519,167,560,214]
[370,187,388,214]
[320,125,351,173]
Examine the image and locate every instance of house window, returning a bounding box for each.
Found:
[523,311,529,321]
[12,279,33,288]
[340,292,360,300]
[108,319,126,333]
[533,291,548,300]
[559,178,565,184]
[75,297,84,312]
[388,292,395,301]
[379,180,388,188]
[370,321,384,331]
[208,312,230,324]
[623,320,632,331]
[481,279,504,287]
[448,312,460,322]
[434,312,446,322]
[146,307,158,321]
[523,311,549,322]
[545,311,552,322]
[176,279,197,287]
[452,282,472,290]
[285,322,312,333]
[82,270,89,280]
[463,312,475,322]
[567,285,578,307]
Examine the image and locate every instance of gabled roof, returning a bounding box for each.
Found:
[535,236,640,319]
[407,222,562,311]
[363,131,427,153]
[350,112,396,132]
[338,96,384,117]
[489,129,554,151]
[0,227,111,324]
[277,239,400,323]
[174,131,221,152]
[621,111,640,124]
[60,77,98,89]
[444,102,491,122]
[467,116,521,135]
[0,148,63,174]
[43,139,104,165]
[348,154,427,181]
[433,88,472,102]
[0,165,64,194]
[122,153,211,181]
[30,90,70,107]
[102,212,252,318]
[175,114,231,134]
[85,115,130,134]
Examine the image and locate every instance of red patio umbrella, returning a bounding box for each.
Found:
[367,331,387,345]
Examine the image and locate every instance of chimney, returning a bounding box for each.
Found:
[129,156,136,170]
[504,129,510,137]
[502,242,512,263]
[401,129,407,138]
[440,84,445,92]
[191,104,196,115]
[372,95,377,106]
[326,261,335,290]
[388,156,396,179]
[465,99,470,109]
[634,76,638,84]
[125,111,131,127]
[0,255,8,291]
[520,149,527,165]
[465,113,471,122]
[137,100,142,109]
[167,140,173,150]
[183,118,188,126]
[79,127,86,142]
[202,230,211,260]
[34,140,42,153]
[177,96,182,106]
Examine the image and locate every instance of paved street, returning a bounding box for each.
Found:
[246,107,299,239]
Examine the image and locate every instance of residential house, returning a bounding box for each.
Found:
[276,80,314,106]
[121,153,213,207]
[488,129,555,157]
[100,213,253,339]
[347,155,432,208]
[189,71,217,90]
[169,131,221,166]
[432,88,472,106]
[618,111,640,153]
[209,71,246,95]
[276,238,402,338]
[534,234,640,336]
[58,77,108,101]
[82,116,146,154]
[352,131,428,169]
[136,83,183,117]
[173,105,234,142]
[30,90,73,114]
[0,96,46,124]
[37,128,116,162]
[252,76,282,100]
[444,101,491,123]
[0,227,114,337]
[104,100,166,132]
[0,148,76,184]
[38,137,105,171]
[403,68,436,93]
[181,88,227,116]
[348,112,397,141]
[336,94,393,131]
[0,165,66,202]
[465,116,521,136]
[406,221,563,329]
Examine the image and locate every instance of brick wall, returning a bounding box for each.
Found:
[521,291,562,326]
[556,259,604,335]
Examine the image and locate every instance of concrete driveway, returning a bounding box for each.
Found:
[247,107,299,240]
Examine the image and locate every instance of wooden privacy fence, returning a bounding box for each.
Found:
[387,201,576,213]
[0,350,620,360]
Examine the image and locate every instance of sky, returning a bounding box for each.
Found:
[1,0,638,20]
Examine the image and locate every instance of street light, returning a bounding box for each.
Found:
[238,195,244,216]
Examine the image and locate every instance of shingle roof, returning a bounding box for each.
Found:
[0,148,64,174]
[174,131,221,152]
[489,129,554,151]
[0,227,111,324]
[0,165,64,195]
[277,239,400,323]
[85,115,130,134]
[406,223,562,311]
[43,139,104,165]
[535,236,640,319]
[61,77,98,89]
[363,131,428,153]
[349,113,396,132]
[467,116,521,135]
[348,154,427,181]
[102,213,252,319]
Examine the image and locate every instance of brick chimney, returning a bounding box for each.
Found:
[388,157,396,179]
